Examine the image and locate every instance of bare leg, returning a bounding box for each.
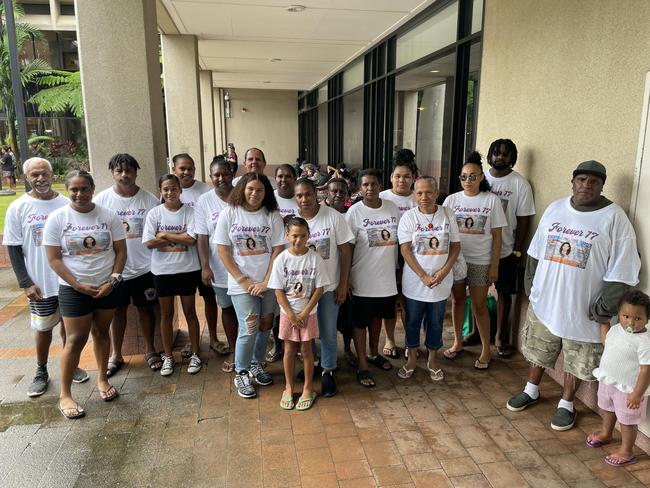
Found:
[283,341,296,396]
[109,306,128,361]
[222,305,238,366]
[136,304,157,354]
[427,349,439,372]
[158,297,175,357]
[368,317,382,357]
[527,365,545,385]
[592,410,616,443]
[203,293,219,346]
[91,309,114,392]
[301,340,314,398]
[495,290,512,350]
[180,294,201,354]
[447,284,466,354]
[353,327,368,371]
[562,373,581,402]
[469,285,491,364]
[383,318,397,353]
[59,315,91,411]
[618,424,638,458]
[35,330,53,366]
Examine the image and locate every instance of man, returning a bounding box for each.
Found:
[1,145,16,191]
[267,164,300,363]
[484,139,535,358]
[94,153,161,374]
[322,177,349,214]
[232,147,277,189]
[172,153,227,355]
[3,157,88,396]
[506,161,640,431]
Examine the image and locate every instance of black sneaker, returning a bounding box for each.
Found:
[321,370,337,397]
[297,362,322,382]
[249,362,273,386]
[551,407,576,431]
[506,392,539,412]
[27,367,49,397]
[234,371,256,398]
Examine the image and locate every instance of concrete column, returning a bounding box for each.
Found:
[199,71,216,177]
[161,35,204,180]
[75,0,167,194]
[214,88,225,156]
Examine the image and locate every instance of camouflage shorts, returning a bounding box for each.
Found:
[521,306,603,382]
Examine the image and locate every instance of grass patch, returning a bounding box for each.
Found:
[0,184,68,231]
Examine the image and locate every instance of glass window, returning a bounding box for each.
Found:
[318,85,328,104]
[318,104,328,165]
[464,42,482,159]
[396,2,458,68]
[472,0,484,34]
[343,58,364,93]
[343,89,363,168]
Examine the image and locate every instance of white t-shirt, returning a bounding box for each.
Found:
[214,206,285,295]
[274,190,299,218]
[42,204,127,287]
[485,170,536,257]
[268,249,331,315]
[301,205,354,293]
[94,187,160,280]
[398,206,460,303]
[195,191,230,287]
[593,324,650,394]
[379,189,416,217]
[180,180,211,208]
[3,193,69,297]
[233,175,278,190]
[346,199,400,297]
[528,198,640,343]
[442,191,507,265]
[142,205,200,276]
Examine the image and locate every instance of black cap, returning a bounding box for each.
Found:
[573,160,606,182]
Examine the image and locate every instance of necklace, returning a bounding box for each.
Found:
[419,206,437,229]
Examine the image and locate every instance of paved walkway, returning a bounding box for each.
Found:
[0,268,648,487]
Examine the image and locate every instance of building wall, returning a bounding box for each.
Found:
[224,89,298,164]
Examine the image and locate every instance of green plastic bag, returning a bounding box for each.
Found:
[462,294,497,337]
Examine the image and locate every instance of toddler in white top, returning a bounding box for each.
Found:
[587,290,650,467]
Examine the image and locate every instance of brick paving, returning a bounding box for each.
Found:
[0,268,648,487]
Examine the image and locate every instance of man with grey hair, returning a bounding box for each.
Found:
[3,157,88,397]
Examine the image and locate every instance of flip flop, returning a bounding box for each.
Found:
[210,341,231,356]
[356,369,376,388]
[604,453,637,467]
[145,352,162,371]
[106,358,124,378]
[222,359,235,373]
[397,366,415,379]
[58,403,85,420]
[382,346,400,359]
[474,359,490,370]
[428,367,444,381]
[586,433,610,448]
[443,348,464,360]
[280,394,295,410]
[296,393,317,411]
[367,354,392,371]
[497,346,512,359]
[98,385,119,402]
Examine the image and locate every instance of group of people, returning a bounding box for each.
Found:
[4,141,649,467]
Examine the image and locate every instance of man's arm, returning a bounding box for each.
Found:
[7,245,34,288]
[590,281,631,323]
[523,255,538,296]
[513,215,530,255]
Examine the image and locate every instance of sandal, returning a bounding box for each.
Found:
[145,352,162,371]
[367,354,392,371]
[443,348,464,360]
[382,345,400,359]
[280,394,295,410]
[397,366,415,379]
[106,358,124,378]
[58,402,85,420]
[266,347,283,363]
[497,346,512,359]
[222,359,235,373]
[356,370,376,388]
[296,393,317,411]
[210,341,231,356]
[428,367,444,381]
[586,433,611,448]
[474,359,490,370]
[98,385,119,402]
[604,453,637,467]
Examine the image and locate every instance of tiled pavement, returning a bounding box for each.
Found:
[0,269,649,487]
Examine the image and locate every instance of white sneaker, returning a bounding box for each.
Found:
[160,355,175,376]
[187,353,202,374]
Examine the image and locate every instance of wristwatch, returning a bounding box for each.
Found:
[109,273,123,288]
[512,250,522,258]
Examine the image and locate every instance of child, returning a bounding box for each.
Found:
[587,289,650,467]
[143,174,203,376]
[268,216,330,411]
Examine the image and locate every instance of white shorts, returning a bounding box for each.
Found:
[452,252,468,282]
[29,296,61,332]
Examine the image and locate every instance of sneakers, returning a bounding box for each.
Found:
[187,354,202,374]
[321,370,337,397]
[72,368,89,384]
[506,392,539,412]
[551,407,576,431]
[250,362,273,386]
[234,370,256,398]
[160,355,175,376]
[27,367,49,397]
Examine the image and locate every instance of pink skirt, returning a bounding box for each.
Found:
[279,311,319,342]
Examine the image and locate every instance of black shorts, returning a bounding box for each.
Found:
[114,272,158,308]
[351,295,397,329]
[58,285,118,317]
[154,270,200,297]
[495,254,518,295]
[197,279,216,298]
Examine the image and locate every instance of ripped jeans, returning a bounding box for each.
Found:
[231,291,277,373]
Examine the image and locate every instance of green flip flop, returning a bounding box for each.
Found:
[280,395,295,410]
[296,393,317,411]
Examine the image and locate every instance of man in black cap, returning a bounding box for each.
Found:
[506,161,640,431]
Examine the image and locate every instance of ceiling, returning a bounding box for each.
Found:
[157,0,438,91]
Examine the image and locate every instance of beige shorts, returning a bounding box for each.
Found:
[521,306,603,381]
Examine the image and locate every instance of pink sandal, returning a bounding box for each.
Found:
[604,453,637,467]
[585,433,610,448]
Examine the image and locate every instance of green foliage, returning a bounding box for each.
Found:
[29,70,84,117]
[28,135,54,145]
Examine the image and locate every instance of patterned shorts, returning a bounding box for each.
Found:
[521,306,603,381]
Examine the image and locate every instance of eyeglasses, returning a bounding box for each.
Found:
[459,173,480,182]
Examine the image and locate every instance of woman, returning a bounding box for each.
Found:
[43,170,127,419]
[443,152,507,369]
[215,173,284,399]
[397,177,460,380]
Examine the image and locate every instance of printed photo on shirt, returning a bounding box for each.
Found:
[367,225,398,247]
[30,223,44,247]
[123,216,144,239]
[286,277,315,299]
[544,235,591,269]
[455,214,487,235]
[415,233,449,255]
[160,241,188,253]
[499,198,509,214]
[307,237,331,260]
[65,231,111,255]
[235,234,269,256]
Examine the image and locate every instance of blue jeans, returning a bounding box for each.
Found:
[316,291,339,371]
[231,291,276,372]
[404,297,446,350]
